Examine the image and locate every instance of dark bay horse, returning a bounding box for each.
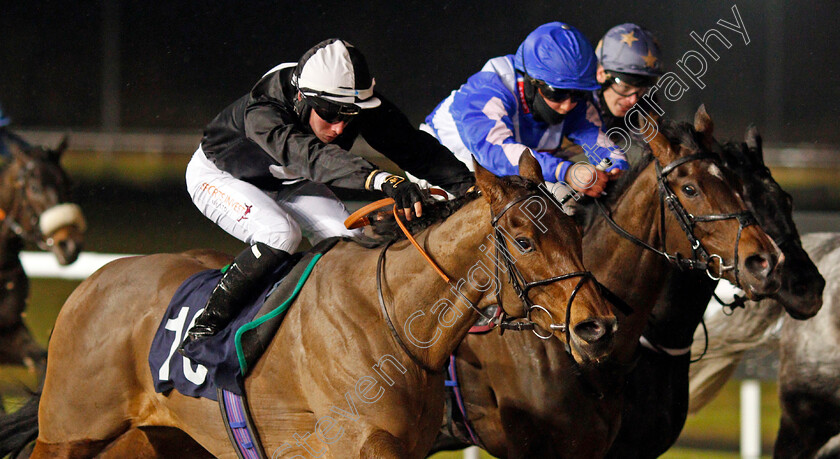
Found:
[1,153,616,458]
[603,124,824,458]
[429,107,783,458]
[0,138,85,378]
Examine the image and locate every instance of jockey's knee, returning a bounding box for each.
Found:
[253,218,302,254]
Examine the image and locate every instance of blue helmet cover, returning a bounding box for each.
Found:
[596,23,664,77]
[514,22,599,91]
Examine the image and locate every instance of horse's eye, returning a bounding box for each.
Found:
[681,184,698,197]
[515,237,535,253]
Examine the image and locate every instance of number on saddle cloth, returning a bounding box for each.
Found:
[148,245,329,401]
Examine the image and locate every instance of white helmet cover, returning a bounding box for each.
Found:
[294,39,381,109]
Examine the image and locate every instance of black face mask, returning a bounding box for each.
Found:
[532,92,567,125]
[524,78,566,125]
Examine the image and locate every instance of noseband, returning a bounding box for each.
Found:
[595,152,757,287]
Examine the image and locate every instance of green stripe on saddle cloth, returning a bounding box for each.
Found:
[233,237,340,375]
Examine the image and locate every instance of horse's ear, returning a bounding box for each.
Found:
[51,135,69,162]
[473,158,505,205]
[694,104,715,148]
[517,148,543,184]
[744,124,764,164]
[643,115,675,164]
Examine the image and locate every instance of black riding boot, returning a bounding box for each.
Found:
[179,242,289,353]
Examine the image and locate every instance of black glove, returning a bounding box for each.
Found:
[380,175,424,215]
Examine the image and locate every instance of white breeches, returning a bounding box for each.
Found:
[185,148,361,253]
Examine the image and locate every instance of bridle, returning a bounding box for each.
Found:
[487,193,594,349]
[375,190,605,371]
[594,152,757,287]
[2,157,54,250]
[0,152,82,252]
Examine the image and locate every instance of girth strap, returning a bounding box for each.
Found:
[218,388,268,459]
[444,355,483,448]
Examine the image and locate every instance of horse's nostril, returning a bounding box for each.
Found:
[745,254,775,278]
[573,318,616,344]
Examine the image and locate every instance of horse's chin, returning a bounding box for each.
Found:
[567,335,614,368]
[777,291,823,320]
[52,244,82,266]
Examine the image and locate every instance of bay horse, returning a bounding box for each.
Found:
[602,124,824,458]
[0,138,85,382]
[429,106,783,458]
[0,153,616,458]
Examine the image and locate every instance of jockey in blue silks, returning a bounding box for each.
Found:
[423,22,628,199]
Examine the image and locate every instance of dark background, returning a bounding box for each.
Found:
[2,0,838,145]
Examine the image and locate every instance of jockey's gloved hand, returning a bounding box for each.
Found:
[380,175,424,221]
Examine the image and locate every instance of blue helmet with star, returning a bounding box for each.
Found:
[596,23,663,86]
[514,22,600,91]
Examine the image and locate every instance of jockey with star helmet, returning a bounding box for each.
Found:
[594,23,665,133]
[423,22,628,199]
[180,39,474,351]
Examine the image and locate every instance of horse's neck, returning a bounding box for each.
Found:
[645,270,717,349]
[585,163,689,352]
[385,199,496,371]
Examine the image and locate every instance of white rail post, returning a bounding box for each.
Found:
[463,446,481,459]
[740,379,761,459]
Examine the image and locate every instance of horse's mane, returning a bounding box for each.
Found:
[345,187,484,248]
[575,119,705,230]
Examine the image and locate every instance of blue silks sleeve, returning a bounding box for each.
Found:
[450,72,567,182]
[563,101,629,173]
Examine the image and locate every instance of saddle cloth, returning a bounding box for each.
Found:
[148,253,301,400]
[148,238,338,401]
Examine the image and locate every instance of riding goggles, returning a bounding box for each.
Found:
[532,79,588,103]
[608,76,651,98]
[304,96,361,123]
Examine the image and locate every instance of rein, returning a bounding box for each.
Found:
[375,191,598,370]
[594,152,757,288]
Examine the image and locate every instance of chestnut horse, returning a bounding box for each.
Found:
[1,153,616,458]
[429,107,783,458]
[0,138,85,380]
